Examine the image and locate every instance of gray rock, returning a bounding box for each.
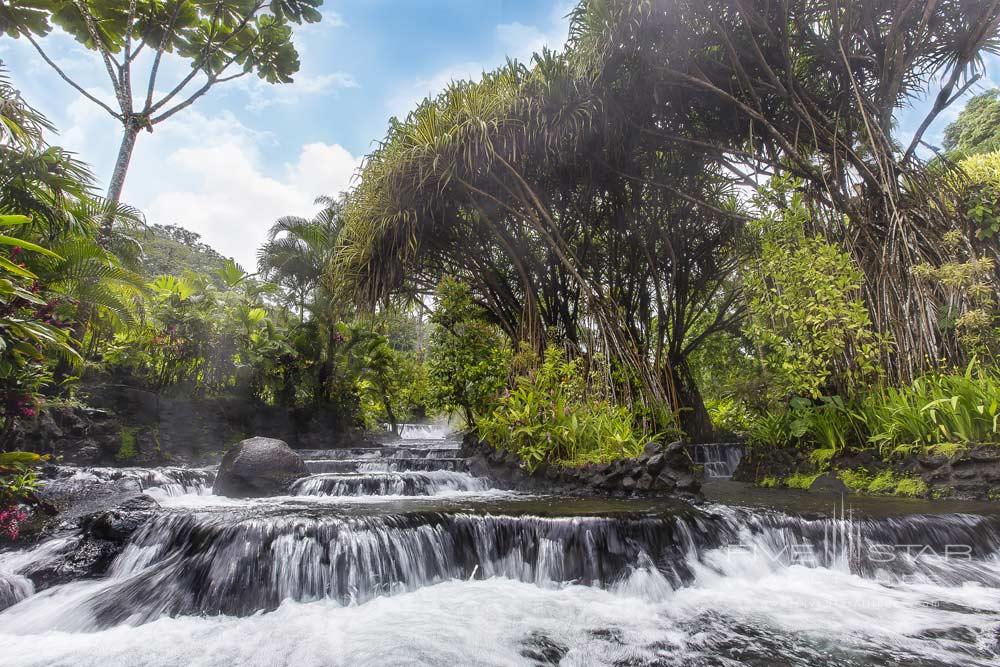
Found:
[674,473,699,493]
[808,473,849,494]
[84,494,160,542]
[213,436,309,497]
[621,476,637,491]
[653,467,677,491]
[636,471,654,491]
[646,453,666,475]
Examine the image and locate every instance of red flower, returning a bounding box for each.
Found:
[0,506,27,540]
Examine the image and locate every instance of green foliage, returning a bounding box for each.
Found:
[743,181,882,399]
[747,410,793,448]
[478,345,659,469]
[838,467,933,498]
[705,396,753,434]
[784,472,820,490]
[758,476,779,489]
[0,451,46,531]
[788,396,863,467]
[426,279,509,424]
[862,364,1000,458]
[133,224,227,282]
[943,90,1000,157]
[837,468,873,492]
[116,427,138,462]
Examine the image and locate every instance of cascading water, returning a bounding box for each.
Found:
[290,471,487,496]
[693,443,743,478]
[1,435,999,666]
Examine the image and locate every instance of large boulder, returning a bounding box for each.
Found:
[212,437,309,498]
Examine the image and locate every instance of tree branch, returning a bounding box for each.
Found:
[25,35,122,120]
[72,0,129,113]
[148,1,265,115]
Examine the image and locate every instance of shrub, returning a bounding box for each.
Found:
[837,468,873,492]
[477,346,658,469]
[747,410,794,448]
[863,364,1000,458]
[742,183,882,399]
[854,470,929,497]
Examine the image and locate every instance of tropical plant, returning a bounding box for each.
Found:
[862,364,1000,458]
[0,215,80,442]
[743,182,883,400]
[478,345,660,469]
[944,90,1000,158]
[425,279,509,425]
[259,195,343,319]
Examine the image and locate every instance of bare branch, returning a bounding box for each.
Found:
[150,69,249,124]
[72,0,129,113]
[25,34,122,120]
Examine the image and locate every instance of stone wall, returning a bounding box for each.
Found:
[733,443,1000,500]
[15,385,372,465]
[461,434,702,500]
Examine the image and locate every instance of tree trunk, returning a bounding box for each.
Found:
[382,390,398,436]
[672,359,714,443]
[102,121,140,241]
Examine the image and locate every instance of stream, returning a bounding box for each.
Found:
[0,429,999,666]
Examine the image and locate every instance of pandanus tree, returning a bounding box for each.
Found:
[335,53,746,439]
[0,0,324,237]
[568,0,1000,383]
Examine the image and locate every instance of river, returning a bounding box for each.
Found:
[0,430,998,666]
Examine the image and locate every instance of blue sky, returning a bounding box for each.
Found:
[0,1,995,268]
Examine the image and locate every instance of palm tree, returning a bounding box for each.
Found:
[258,196,344,320]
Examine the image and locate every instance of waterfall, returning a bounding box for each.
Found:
[289,471,487,496]
[692,444,743,478]
[2,433,999,666]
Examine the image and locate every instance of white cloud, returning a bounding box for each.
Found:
[143,133,360,271]
[496,1,574,63]
[52,90,359,270]
[241,70,359,111]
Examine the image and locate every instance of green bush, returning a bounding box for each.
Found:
[477,346,659,469]
[863,364,1000,457]
[747,410,794,448]
[426,279,509,425]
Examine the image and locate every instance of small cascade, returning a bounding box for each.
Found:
[290,471,487,496]
[693,443,743,478]
[45,466,215,497]
[394,423,451,440]
[297,446,459,461]
[4,429,1000,666]
[305,458,466,474]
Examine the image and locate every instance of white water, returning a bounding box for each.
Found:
[3,438,1000,666]
[1,542,998,666]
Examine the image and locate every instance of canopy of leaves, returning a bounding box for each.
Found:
[943,90,1000,157]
